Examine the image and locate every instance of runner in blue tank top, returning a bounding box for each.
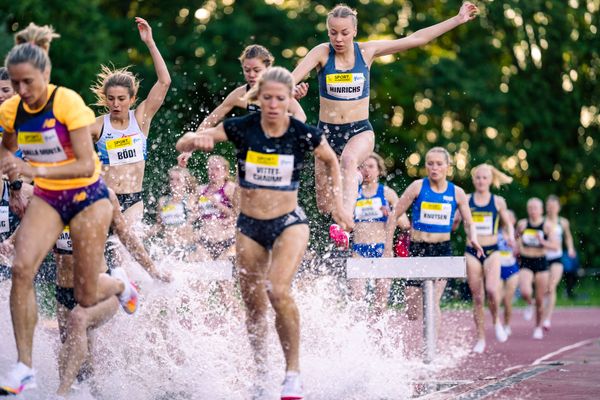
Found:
[453,164,515,353]
[384,147,483,338]
[177,45,306,167]
[497,209,520,337]
[349,153,398,318]
[292,3,480,249]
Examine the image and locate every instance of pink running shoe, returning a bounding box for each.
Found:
[329,224,350,249]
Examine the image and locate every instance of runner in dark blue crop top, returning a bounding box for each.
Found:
[292,3,480,250]
[177,45,306,168]
[177,67,352,399]
[452,164,515,353]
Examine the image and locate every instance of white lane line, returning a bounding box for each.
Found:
[531,337,598,366]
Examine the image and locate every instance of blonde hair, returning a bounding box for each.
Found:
[91,64,140,108]
[471,163,513,189]
[244,66,294,103]
[207,155,234,182]
[327,4,358,28]
[527,197,543,208]
[366,153,387,177]
[425,147,451,165]
[14,23,60,52]
[239,45,274,67]
[169,165,197,194]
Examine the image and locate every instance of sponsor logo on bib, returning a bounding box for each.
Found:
[355,198,384,221]
[472,211,495,236]
[245,150,294,187]
[18,129,68,163]
[325,73,365,99]
[419,201,452,226]
[106,136,144,166]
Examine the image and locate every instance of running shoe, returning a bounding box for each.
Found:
[0,362,36,395]
[472,339,485,354]
[281,371,303,400]
[542,319,551,331]
[494,322,508,343]
[533,327,544,340]
[112,267,139,314]
[329,224,350,249]
[504,325,512,336]
[523,304,534,321]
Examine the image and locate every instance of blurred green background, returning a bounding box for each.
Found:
[1,0,598,268]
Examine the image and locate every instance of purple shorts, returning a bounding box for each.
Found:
[34,179,109,225]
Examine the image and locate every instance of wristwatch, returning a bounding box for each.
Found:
[9,180,23,191]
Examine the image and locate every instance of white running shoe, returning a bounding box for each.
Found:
[281,371,303,400]
[523,304,534,321]
[472,339,486,354]
[112,267,139,314]
[0,362,36,395]
[495,322,508,343]
[533,327,544,340]
[504,325,512,336]
[542,319,551,330]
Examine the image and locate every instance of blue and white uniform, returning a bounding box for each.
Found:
[96,110,147,166]
[352,183,388,258]
[465,194,500,263]
[498,230,519,280]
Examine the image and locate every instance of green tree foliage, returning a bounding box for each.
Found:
[2,0,598,264]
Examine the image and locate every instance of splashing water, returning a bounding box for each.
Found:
[0,254,473,399]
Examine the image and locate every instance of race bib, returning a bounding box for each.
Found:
[472,211,495,236]
[106,136,144,166]
[56,226,72,252]
[245,150,294,187]
[419,201,452,226]
[161,203,186,226]
[355,198,384,221]
[18,129,67,163]
[499,250,516,267]
[198,195,219,218]
[326,73,366,100]
[0,206,9,234]
[522,229,542,247]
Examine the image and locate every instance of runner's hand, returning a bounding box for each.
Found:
[136,17,154,44]
[472,240,485,259]
[332,207,354,232]
[457,2,479,23]
[294,83,309,100]
[177,152,192,167]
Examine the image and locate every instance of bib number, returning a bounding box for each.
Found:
[107,136,144,166]
[161,203,186,226]
[472,211,495,236]
[0,206,9,234]
[18,129,68,163]
[522,229,542,247]
[355,198,384,221]
[56,226,72,252]
[245,150,294,188]
[499,250,516,267]
[419,201,452,226]
[326,73,366,100]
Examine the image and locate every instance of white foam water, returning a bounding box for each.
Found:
[0,257,472,400]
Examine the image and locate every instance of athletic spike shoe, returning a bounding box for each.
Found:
[542,319,551,331]
[0,362,36,395]
[281,371,303,400]
[504,325,512,336]
[112,267,139,315]
[329,224,350,250]
[523,304,534,321]
[495,322,508,343]
[533,327,544,340]
[472,339,485,354]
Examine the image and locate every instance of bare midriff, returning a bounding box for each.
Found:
[411,230,451,244]
[102,162,146,194]
[319,97,370,124]
[353,221,386,245]
[239,188,298,220]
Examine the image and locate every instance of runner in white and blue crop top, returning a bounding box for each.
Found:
[90,17,171,225]
[177,67,352,398]
[384,147,482,324]
[292,3,480,243]
[349,153,398,317]
[177,44,306,168]
[453,164,515,352]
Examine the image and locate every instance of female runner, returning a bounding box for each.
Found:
[91,17,171,223]
[498,209,519,336]
[349,153,398,318]
[0,41,130,395]
[292,2,479,247]
[178,44,306,167]
[454,164,514,353]
[177,67,351,400]
[384,148,483,335]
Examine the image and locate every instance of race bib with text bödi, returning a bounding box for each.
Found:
[106,136,144,166]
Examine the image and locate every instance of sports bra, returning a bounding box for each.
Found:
[412,179,457,234]
[96,110,147,166]
[354,183,388,223]
[318,42,370,101]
